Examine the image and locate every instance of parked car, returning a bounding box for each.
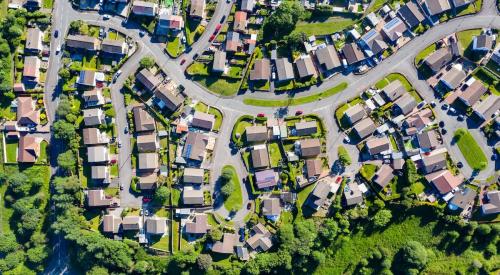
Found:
[449,107,456,114]
[295,110,303,115]
[430,101,436,107]
[215,24,222,32]
[56,45,61,54]
[457,162,463,168]
[343,135,351,143]
[181,36,186,44]
[142,197,152,203]
[442,104,449,110]
[144,209,149,216]
[103,14,110,20]
[124,126,129,134]
[458,114,465,121]
[120,184,124,190]
[246,202,251,210]
[54,30,59,38]
[417,100,427,109]
[239,227,245,242]
[439,121,445,128]
[117,140,122,148]
[139,30,145,37]
[220,15,226,23]
[140,209,144,216]
[180,59,186,65]
[441,128,447,135]
[209,34,216,42]
[257,113,265,117]
[193,53,199,60]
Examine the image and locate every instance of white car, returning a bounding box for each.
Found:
[103,14,110,20]
[56,45,61,54]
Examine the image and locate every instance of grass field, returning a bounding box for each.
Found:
[454,128,488,171]
[456,29,482,60]
[194,75,241,96]
[166,36,182,58]
[0,0,7,20]
[207,107,223,131]
[268,142,282,168]
[360,163,378,181]
[222,165,243,212]
[295,17,357,36]
[243,82,348,107]
[5,139,18,163]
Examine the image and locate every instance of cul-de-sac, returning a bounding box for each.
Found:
[0,0,498,273]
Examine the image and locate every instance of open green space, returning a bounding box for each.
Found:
[0,0,7,20]
[222,165,243,212]
[166,35,183,58]
[456,29,482,59]
[5,139,18,163]
[207,107,223,131]
[194,75,241,96]
[453,128,488,171]
[268,142,282,168]
[295,17,357,36]
[243,82,348,107]
[360,163,377,181]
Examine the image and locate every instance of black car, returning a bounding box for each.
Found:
[457,162,463,168]
[220,15,226,23]
[439,121,445,128]
[54,30,59,38]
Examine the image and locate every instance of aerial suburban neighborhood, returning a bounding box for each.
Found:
[0,0,498,273]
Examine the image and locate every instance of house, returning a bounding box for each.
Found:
[295,55,317,79]
[306,181,331,210]
[481,191,500,215]
[422,0,451,16]
[132,0,158,16]
[405,108,433,130]
[381,80,406,101]
[212,51,226,73]
[397,1,425,28]
[261,198,281,221]
[225,32,241,53]
[315,45,341,72]
[137,170,158,190]
[17,97,40,127]
[472,94,500,121]
[155,84,184,112]
[13,83,26,93]
[353,118,376,140]
[91,166,110,183]
[102,215,121,234]
[457,79,487,107]
[451,0,470,9]
[365,12,380,27]
[23,56,40,83]
[392,158,405,170]
[472,34,493,52]
[182,187,204,205]
[344,181,363,206]
[77,70,96,88]
[236,246,250,261]
[300,138,321,157]
[83,128,109,145]
[87,189,117,207]
[366,136,391,155]
[17,135,41,163]
[342,43,365,65]
[246,230,273,252]
[191,111,215,130]
[66,35,99,51]
[138,153,159,170]
[145,217,167,235]
[249,59,271,81]
[136,68,161,93]
[275,58,295,82]
[422,152,447,173]
[240,0,255,12]
[25,28,43,54]
[440,65,467,90]
[393,93,417,115]
[82,89,105,107]
[425,169,463,194]
[359,29,388,56]
[251,147,270,169]
[101,39,127,55]
[133,106,156,132]
[305,158,322,179]
[122,216,141,231]
[424,47,453,72]
[83,108,105,126]
[245,126,268,142]
[189,0,205,19]
[344,104,366,125]
[157,10,184,32]
[380,17,407,43]
[182,132,209,162]
[183,168,204,184]
[234,11,247,33]
[185,213,211,235]
[449,187,476,211]
[212,233,237,254]
[417,130,439,150]
[373,164,395,188]
[87,146,110,163]
[137,132,159,152]
[255,169,278,189]
[295,121,317,136]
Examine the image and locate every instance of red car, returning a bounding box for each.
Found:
[142,197,152,203]
[180,59,186,65]
[257,113,265,117]
[209,34,216,42]
[295,110,303,115]
[215,24,222,32]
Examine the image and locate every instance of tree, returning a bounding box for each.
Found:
[153,186,170,205]
[57,150,76,174]
[69,20,83,32]
[475,224,491,236]
[404,159,419,185]
[139,56,155,69]
[398,241,428,271]
[0,234,19,255]
[318,219,339,243]
[53,120,76,140]
[134,260,150,273]
[338,146,352,166]
[373,209,392,228]
[220,180,234,198]
[285,32,306,52]
[311,250,326,265]
[26,245,49,269]
[8,172,31,197]
[87,266,109,275]
[485,244,496,258]
[196,254,213,272]
[58,68,70,80]
[262,1,305,40]
[208,227,223,242]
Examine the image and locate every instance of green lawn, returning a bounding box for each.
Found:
[297,183,315,208]
[415,44,437,65]
[172,219,180,252]
[208,107,223,131]
[360,164,378,181]
[166,36,183,58]
[150,234,170,251]
[268,142,282,168]
[243,82,348,107]
[0,0,8,20]
[194,75,241,96]
[42,0,54,8]
[456,29,482,58]
[5,139,18,163]
[171,188,181,206]
[36,140,48,164]
[375,73,423,102]
[222,165,243,212]
[295,17,357,36]
[454,128,488,171]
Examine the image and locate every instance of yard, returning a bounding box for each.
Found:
[375,73,423,102]
[5,139,18,163]
[232,116,254,144]
[194,75,241,96]
[456,29,482,61]
[294,16,358,36]
[360,164,378,181]
[268,142,283,168]
[207,107,223,131]
[222,165,243,212]
[42,0,54,8]
[243,82,348,107]
[166,35,183,58]
[414,43,437,65]
[453,128,488,171]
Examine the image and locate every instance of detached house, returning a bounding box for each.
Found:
[17,97,40,127]
[381,80,406,101]
[422,0,451,16]
[393,93,417,115]
[374,164,395,188]
[23,56,41,83]
[101,39,127,55]
[83,108,105,126]
[182,187,204,205]
[300,138,321,157]
[157,10,184,33]
[191,111,215,130]
[481,191,500,215]
[18,135,41,163]
[185,213,211,235]
[87,146,110,163]
[212,51,226,73]
[82,89,105,107]
[295,55,317,79]
[66,35,100,51]
[275,58,295,82]
[359,29,388,57]
[425,169,463,194]
[189,0,205,20]
[146,217,167,235]
[424,47,453,72]
[315,45,341,72]
[306,181,331,210]
[234,11,247,33]
[344,104,366,125]
[137,132,159,152]
[366,136,391,155]
[132,0,158,16]
[342,43,365,65]
[457,79,487,107]
[440,65,467,90]
[255,169,278,189]
[472,34,493,52]
[380,17,407,44]
[353,118,376,140]
[249,59,271,82]
[397,1,425,29]
[25,28,43,54]
[154,84,184,112]
[182,132,209,162]
[183,168,204,184]
[83,128,109,145]
[136,68,162,93]
[262,198,281,221]
[245,125,268,143]
[225,32,241,53]
[134,106,156,132]
[240,0,255,12]
[77,70,97,88]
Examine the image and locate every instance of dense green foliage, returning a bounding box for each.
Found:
[262,1,305,41]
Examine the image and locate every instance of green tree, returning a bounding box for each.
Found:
[398,241,428,271]
[53,120,76,140]
[196,253,213,272]
[262,1,305,40]
[0,234,19,255]
[57,150,76,174]
[338,146,352,166]
[153,186,170,205]
[8,172,31,197]
[58,68,70,80]
[404,159,419,184]
[220,180,234,198]
[139,56,155,69]
[87,266,109,275]
[208,227,223,242]
[26,245,49,270]
[373,209,392,228]
[318,219,339,243]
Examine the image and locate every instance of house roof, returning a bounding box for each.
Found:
[17,96,39,126]
[183,188,204,205]
[424,0,451,16]
[458,79,487,106]
[360,29,388,55]
[136,68,161,92]
[102,214,121,233]
[440,66,467,89]
[122,216,141,230]
[300,138,321,157]
[417,130,439,149]
[353,117,376,139]
[83,108,103,126]
[87,146,109,163]
[306,158,322,178]
[146,217,167,234]
[82,89,103,104]
[138,152,159,170]
[225,32,241,52]
[473,34,493,50]
[212,50,226,72]
[185,213,211,234]
[246,233,273,251]
[344,104,366,125]
[234,11,247,32]
[398,1,425,28]
[66,34,99,50]
[137,170,158,189]
[101,39,126,55]
[295,55,317,78]
[245,125,268,142]
[77,70,96,87]
[25,28,42,51]
[344,181,363,205]
[366,136,390,155]
[405,108,433,129]
[392,158,405,170]
[306,181,331,209]
[482,191,500,214]
[452,0,470,7]
[342,43,365,65]
[425,169,463,194]
[255,169,278,189]
[23,56,40,79]
[473,94,500,120]
[374,164,394,188]
[83,128,108,145]
[87,189,112,207]
[250,59,271,81]
[276,58,295,81]
[424,47,453,72]
[240,0,255,11]
[252,223,271,236]
[183,132,208,161]
[316,45,341,71]
[137,132,158,153]
[155,83,184,112]
[251,147,270,168]
[394,93,417,115]
[189,0,205,18]
[132,0,158,15]
[295,121,317,136]
[262,198,281,216]
[133,106,156,132]
[381,17,407,42]
[422,152,447,173]
[192,111,215,130]
[212,233,237,254]
[382,80,406,101]
[183,168,205,184]
[18,135,40,163]
[91,165,108,180]
[450,187,476,210]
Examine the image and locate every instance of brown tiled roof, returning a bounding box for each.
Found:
[133,106,156,132]
[18,135,40,163]
[17,97,39,126]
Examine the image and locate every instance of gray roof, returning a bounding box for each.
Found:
[250,59,271,81]
[295,56,316,78]
[251,147,270,168]
[394,93,417,115]
[473,94,500,120]
[360,29,388,56]
[424,0,451,16]
[424,47,453,72]
[450,188,477,210]
[295,121,317,136]
[240,0,255,11]
[353,118,376,139]
[422,152,447,174]
[366,136,390,155]
[136,68,161,93]
[138,152,159,170]
[276,58,295,81]
[458,79,487,107]
[381,17,407,43]
[101,39,126,54]
[183,132,209,161]
[183,168,204,184]
[133,106,156,132]
[382,80,406,101]
[212,51,226,72]
[66,35,99,51]
[245,125,268,142]
[25,28,42,52]
[473,35,493,51]
[344,182,363,206]
[344,104,366,125]
[316,45,341,71]
[183,188,204,205]
[155,85,184,112]
[300,138,321,157]
[342,43,365,65]
[306,181,331,210]
[417,130,439,149]
[440,66,467,90]
[191,111,215,130]
[374,164,394,188]
[397,1,425,28]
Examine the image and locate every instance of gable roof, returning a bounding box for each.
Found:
[250,59,271,81]
[66,34,99,51]
[316,45,341,71]
[353,117,376,139]
[276,58,295,81]
[136,68,161,92]
[17,96,39,126]
[382,80,406,101]
[424,47,453,72]
[18,135,41,163]
[192,111,215,130]
[295,55,317,78]
[262,198,281,216]
[182,132,208,161]
[189,0,205,18]
[185,213,211,234]
[255,169,278,189]
[146,217,167,234]
[425,169,463,194]
[458,79,487,106]
[342,43,365,65]
[398,1,425,28]
[133,106,156,132]
[374,164,394,188]
[251,147,270,168]
[300,138,321,157]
